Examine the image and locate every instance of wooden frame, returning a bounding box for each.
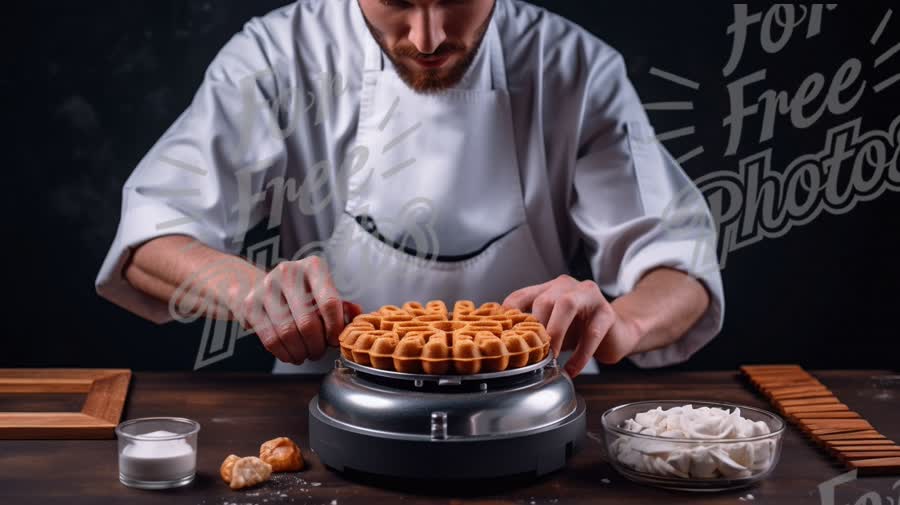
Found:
[0,369,131,439]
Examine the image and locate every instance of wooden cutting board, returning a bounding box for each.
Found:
[0,369,131,439]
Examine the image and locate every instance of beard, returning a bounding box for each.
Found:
[361,6,494,94]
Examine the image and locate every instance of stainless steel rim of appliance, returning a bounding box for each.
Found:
[314,358,581,440]
[337,354,554,386]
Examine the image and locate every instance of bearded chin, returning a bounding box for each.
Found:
[361,3,493,94]
[406,69,446,94]
[393,57,474,94]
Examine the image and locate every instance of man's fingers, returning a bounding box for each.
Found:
[565,304,616,377]
[531,280,573,326]
[304,257,345,346]
[343,301,363,323]
[546,291,592,359]
[502,280,551,312]
[241,290,295,363]
[546,282,603,358]
[274,263,324,360]
[246,306,294,364]
[563,327,604,379]
[262,289,308,364]
[296,311,326,360]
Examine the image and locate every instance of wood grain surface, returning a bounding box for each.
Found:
[0,369,131,439]
[0,370,897,504]
[743,365,900,475]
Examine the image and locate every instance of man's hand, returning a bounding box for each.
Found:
[503,275,641,377]
[503,269,711,377]
[232,256,362,365]
[125,236,363,365]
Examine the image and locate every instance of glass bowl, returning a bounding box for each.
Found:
[600,400,784,492]
[115,417,201,489]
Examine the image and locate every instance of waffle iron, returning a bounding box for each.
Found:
[309,354,586,479]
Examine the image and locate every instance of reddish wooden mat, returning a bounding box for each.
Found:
[741,365,899,476]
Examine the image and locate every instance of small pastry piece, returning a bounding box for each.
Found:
[516,330,546,363]
[452,300,476,318]
[421,333,451,374]
[516,322,551,344]
[394,334,426,373]
[380,314,413,330]
[475,332,510,372]
[413,313,444,323]
[504,308,537,324]
[378,304,405,315]
[338,325,374,360]
[470,302,502,316]
[259,437,304,472]
[461,320,504,336]
[220,454,241,483]
[355,314,383,327]
[501,330,531,368]
[369,335,399,370]
[427,320,467,335]
[484,314,514,330]
[337,321,374,343]
[425,300,448,318]
[453,337,482,374]
[229,456,272,490]
[402,301,427,315]
[393,321,434,336]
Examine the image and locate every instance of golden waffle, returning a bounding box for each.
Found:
[338,300,550,375]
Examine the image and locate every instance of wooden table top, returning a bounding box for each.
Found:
[2,369,898,504]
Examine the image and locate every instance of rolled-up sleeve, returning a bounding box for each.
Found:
[96,19,287,323]
[569,51,724,368]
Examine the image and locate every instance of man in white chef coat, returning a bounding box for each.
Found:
[96,0,724,376]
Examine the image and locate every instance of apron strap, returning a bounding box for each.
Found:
[485,9,507,92]
[362,25,384,73]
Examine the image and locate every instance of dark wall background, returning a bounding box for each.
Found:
[7,1,900,371]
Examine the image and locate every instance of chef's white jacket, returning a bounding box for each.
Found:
[96,0,724,368]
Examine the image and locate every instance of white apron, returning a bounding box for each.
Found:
[273,15,554,373]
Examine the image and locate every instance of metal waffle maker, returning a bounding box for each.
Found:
[309,355,586,479]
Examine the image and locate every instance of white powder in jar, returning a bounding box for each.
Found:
[119,430,196,481]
